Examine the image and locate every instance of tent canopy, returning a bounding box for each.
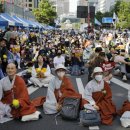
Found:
[13,16,33,27]
[0,13,23,26]
[0,16,8,26]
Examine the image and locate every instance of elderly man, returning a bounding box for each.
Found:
[0,62,41,121]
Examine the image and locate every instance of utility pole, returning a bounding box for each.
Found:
[87,1,91,34]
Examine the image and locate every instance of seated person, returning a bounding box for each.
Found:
[114,50,130,81]
[83,67,116,125]
[30,54,54,87]
[0,62,41,121]
[53,50,65,68]
[70,53,82,75]
[43,64,83,114]
[99,52,115,84]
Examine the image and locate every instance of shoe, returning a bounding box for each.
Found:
[122,75,127,81]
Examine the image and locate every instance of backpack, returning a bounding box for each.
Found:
[60,97,80,120]
[80,109,101,126]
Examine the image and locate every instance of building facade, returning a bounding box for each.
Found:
[96,0,115,13]
[49,0,69,16]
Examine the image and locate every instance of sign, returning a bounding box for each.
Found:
[77,6,95,18]
[102,17,113,23]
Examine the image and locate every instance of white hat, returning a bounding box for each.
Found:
[91,67,103,77]
[55,64,67,71]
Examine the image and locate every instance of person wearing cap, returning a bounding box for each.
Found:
[43,64,82,114]
[83,67,116,125]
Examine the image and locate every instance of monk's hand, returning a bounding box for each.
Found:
[56,103,62,112]
[12,99,20,109]
[93,104,100,111]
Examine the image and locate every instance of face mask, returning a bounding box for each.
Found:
[57,71,65,78]
[95,75,103,82]
[57,53,61,56]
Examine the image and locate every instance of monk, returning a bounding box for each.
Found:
[0,62,41,121]
[83,67,116,125]
[43,64,84,114]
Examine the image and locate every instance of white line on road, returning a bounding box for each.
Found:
[111,77,130,90]
[27,86,39,95]
[76,78,85,98]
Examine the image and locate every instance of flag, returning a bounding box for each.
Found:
[113,12,119,23]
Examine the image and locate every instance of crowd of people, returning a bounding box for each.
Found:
[0,26,130,127]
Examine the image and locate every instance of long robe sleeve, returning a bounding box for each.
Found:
[43,77,62,114]
[84,83,96,105]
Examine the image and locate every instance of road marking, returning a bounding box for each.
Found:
[89,126,100,130]
[76,78,85,98]
[111,77,130,90]
[27,86,39,95]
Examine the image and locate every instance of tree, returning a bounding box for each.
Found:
[95,11,103,23]
[111,0,121,14]
[33,0,57,25]
[117,1,130,28]
[0,2,3,13]
[95,11,113,23]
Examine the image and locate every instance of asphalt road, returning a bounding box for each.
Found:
[0,73,129,130]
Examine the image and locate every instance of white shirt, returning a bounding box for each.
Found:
[53,56,65,67]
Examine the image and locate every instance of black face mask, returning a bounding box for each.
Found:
[57,53,61,56]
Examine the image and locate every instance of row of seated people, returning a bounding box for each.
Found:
[0,62,130,127]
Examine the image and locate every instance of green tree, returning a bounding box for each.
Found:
[95,11,103,23]
[33,0,57,25]
[95,11,113,23]
[111,0,121,14]
[117,1,130,28]
[0,2,3,13]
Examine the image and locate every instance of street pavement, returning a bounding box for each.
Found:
[0,72,130,130]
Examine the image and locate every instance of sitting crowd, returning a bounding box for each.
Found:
[0,27,130,128]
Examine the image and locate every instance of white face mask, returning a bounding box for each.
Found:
[95,75,103,82]
[57,71,65,78]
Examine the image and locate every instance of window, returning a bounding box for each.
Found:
[29,0,32,2]
[29,4,32,7]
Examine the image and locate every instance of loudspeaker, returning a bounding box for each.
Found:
[77,6,88,18]
[77,6,95,19]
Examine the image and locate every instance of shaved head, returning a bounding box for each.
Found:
[6,62,17,78]
[7,62,16,68]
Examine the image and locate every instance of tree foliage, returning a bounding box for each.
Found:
[95,11,113,23]
[33,0,57,25]
[117,1,130,29]
[0,3,3,13]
